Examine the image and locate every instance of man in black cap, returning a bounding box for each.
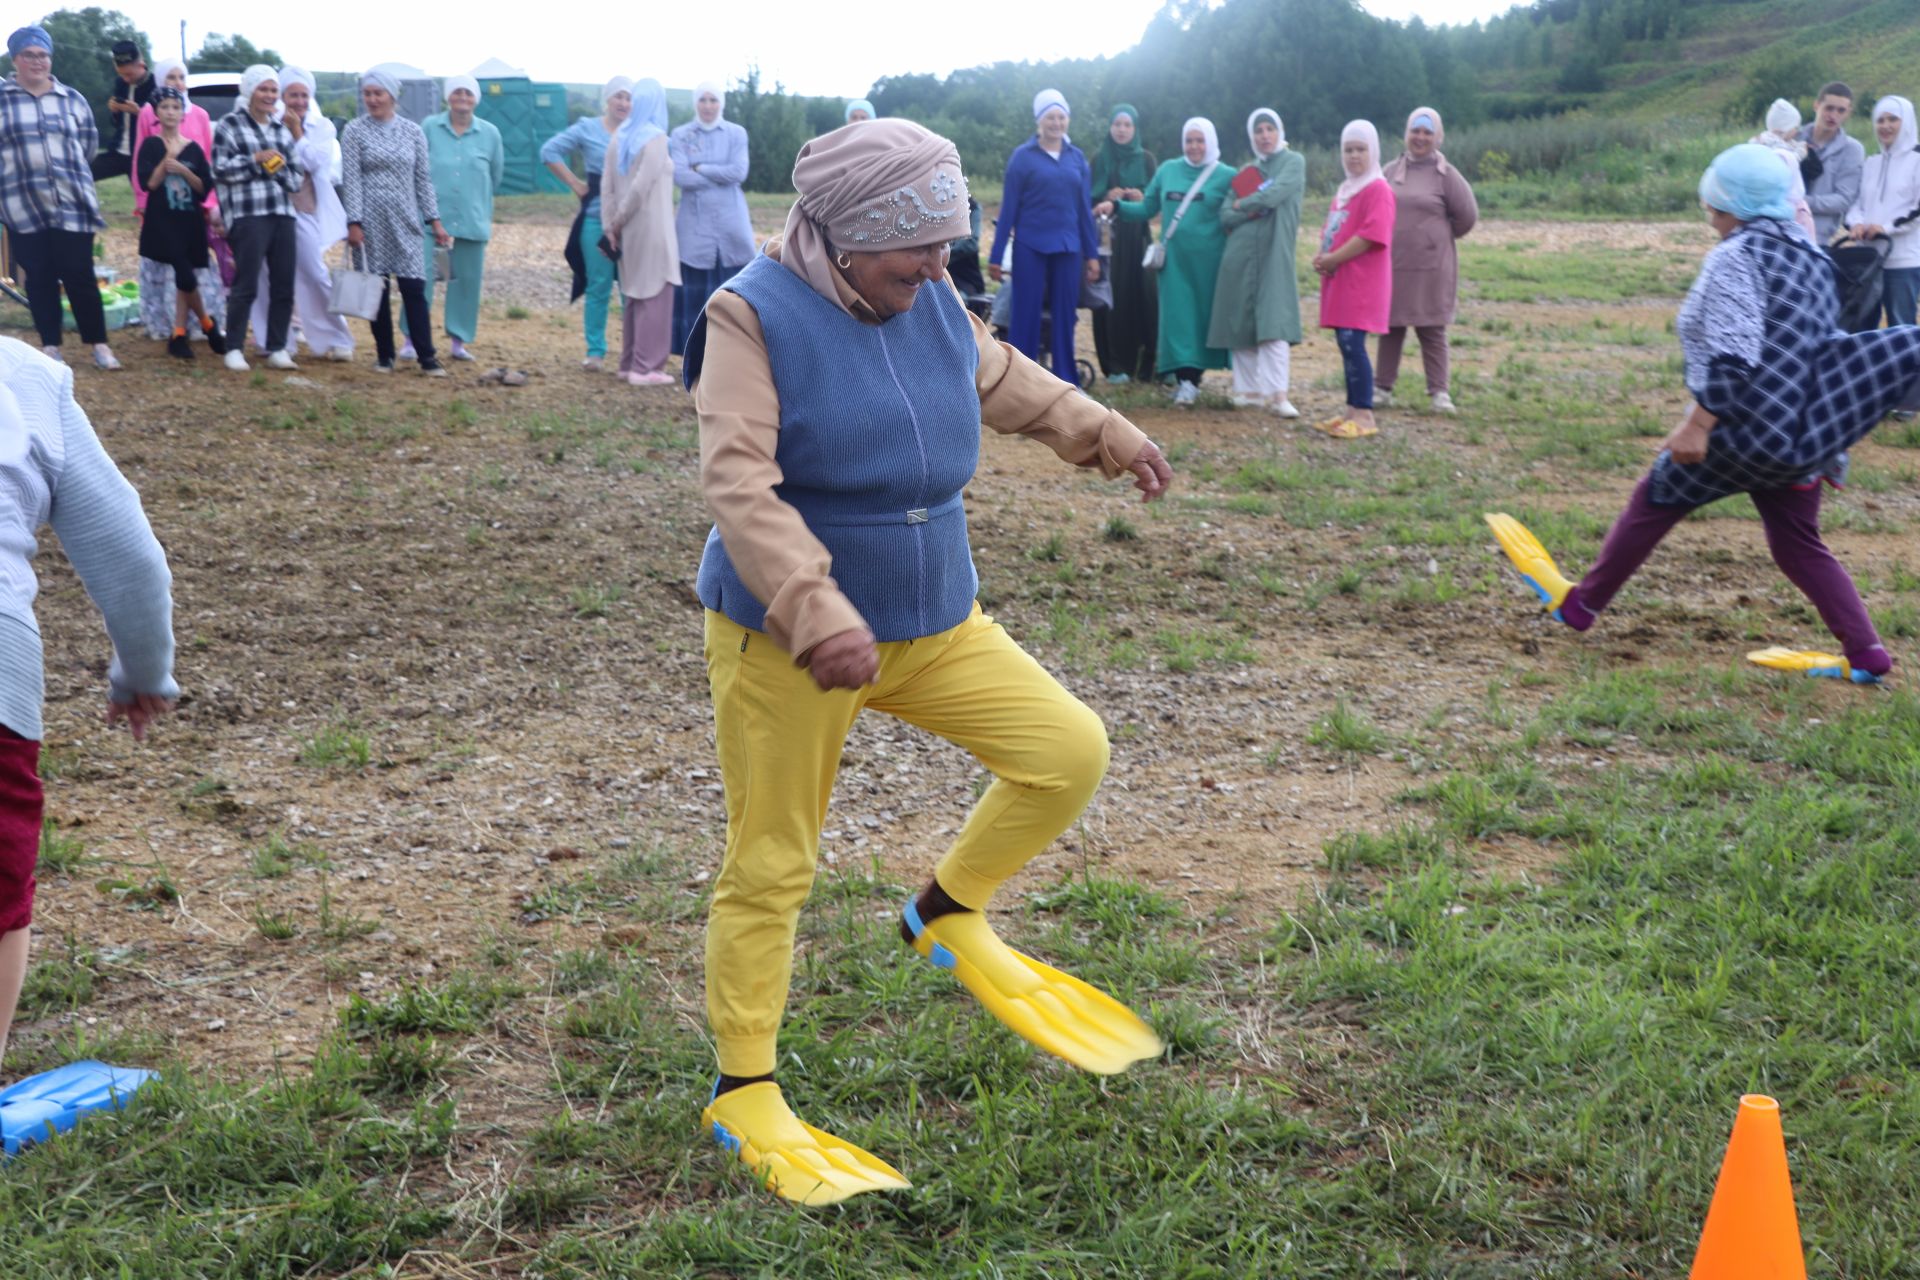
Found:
[90,39,153,180]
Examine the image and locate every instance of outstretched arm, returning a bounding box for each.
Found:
[962,281,1170,501]
[44,368,179,735]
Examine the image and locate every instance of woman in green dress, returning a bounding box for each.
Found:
[1208,108,1304,417]
[1089,104,1157,385]
[1100,117,1235,406]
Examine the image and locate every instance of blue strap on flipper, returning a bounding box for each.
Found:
[1807,665,1883,684]
[0,1061,156,1158]
[901,900,957,971]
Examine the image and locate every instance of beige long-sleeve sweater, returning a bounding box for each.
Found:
[600,133,680,299]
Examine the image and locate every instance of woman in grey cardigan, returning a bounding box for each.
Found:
[0,337,177,1079]
[343,68,453,375]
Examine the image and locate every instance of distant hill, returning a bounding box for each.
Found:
[1459,0,1920,127]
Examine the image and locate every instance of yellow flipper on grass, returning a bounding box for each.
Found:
[1746,647,1881,683]
[701,1082,910,1206]
[1484,512,1573,614]
[904,905,1162,1076]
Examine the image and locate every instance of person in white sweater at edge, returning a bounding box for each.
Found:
[1845,94,1920,328]
[0,337,178,1082]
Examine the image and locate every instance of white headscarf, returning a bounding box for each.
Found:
[694,80,725,130]
[443,73,479,102]
[1873,95,1917,153]
[1180,117,1220,169]
[360,67,401,100]
[602,75,634,109]
[1247,108,1285,157]
[1334,120,1382,207]
[239,64,278,107]
[1033,88,1069,122]
[275,65,335,146]
[153,56,188,91]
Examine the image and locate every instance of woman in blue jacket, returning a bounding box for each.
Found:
[988,90,1101,382]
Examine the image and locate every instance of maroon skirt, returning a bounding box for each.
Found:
[0,725,43,934]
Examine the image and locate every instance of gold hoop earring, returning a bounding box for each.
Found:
[835,251,852,269]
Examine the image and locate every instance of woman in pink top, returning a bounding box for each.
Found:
[130,58,227,342]
[1312,120,1395,438]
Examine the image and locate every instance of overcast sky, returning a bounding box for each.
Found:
[105,0,1519,98]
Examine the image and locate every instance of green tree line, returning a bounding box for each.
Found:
[5,0,1883,199]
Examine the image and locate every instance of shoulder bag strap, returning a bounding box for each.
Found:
[1162,161,1219,247]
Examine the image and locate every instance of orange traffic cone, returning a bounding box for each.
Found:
[1688,1094,1807,1280]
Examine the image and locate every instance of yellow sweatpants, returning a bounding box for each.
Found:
[702,603,1111,1077]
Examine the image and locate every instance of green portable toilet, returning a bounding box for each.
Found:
[476,74,575,195]
[526,84,572,193]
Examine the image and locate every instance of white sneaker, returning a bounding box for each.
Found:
[398,342,417,362]
[1173,380,1198,407]
[1273,399,1301,419]
[224,349,250,372]
[1230,393,1265,409]
[266,349,298,370]
[1375,387,1394,407]
[325,347,354,362]
[1430,391,1457,415]
[40,344,63,363]
[91,345,121,371]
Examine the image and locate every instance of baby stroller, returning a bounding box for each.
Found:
[0,234,28,310]
[1829,234,1890,334]
[949,196,991,321]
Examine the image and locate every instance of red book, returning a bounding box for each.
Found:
[1230,164,1268,199]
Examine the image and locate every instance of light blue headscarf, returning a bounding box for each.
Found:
[844,98,875,123]
[615,77,668,173]
[1698,142,1794,222]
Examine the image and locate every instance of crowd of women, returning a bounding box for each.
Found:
[0,28,513,374]
[991,91,1477,438]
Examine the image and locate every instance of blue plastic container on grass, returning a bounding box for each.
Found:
[0,1060,155,1157]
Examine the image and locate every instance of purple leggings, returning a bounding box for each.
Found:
[1563,475,1891,675]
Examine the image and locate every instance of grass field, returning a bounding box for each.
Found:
[2,216,1918,1277]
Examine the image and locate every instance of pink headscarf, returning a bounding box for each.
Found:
[780,118,969,316]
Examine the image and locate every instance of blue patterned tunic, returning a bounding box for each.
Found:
[1654,218,1920,506]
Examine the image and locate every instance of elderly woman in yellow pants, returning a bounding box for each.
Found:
[683,118,1174,1206]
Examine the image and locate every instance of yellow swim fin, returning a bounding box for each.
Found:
[1484,512,1573,617]
[903,902,1162,1076]
[1746,647,1883,684]
[701,1082,910,1206]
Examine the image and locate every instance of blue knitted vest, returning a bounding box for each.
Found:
[694,255,982,644]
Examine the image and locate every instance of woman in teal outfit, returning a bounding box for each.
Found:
[415,76,503,362]
[542,77,632,370]
[1100,117,1235,405]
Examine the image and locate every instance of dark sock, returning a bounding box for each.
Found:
[899,877,971,945]
[713,1072,774,1098]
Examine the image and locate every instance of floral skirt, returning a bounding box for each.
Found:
[139,256,228,341]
